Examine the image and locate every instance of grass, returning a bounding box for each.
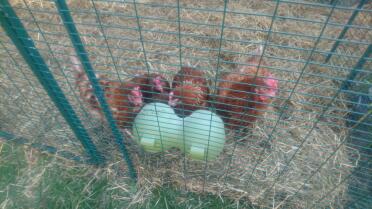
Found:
[1,0,370,208]
[0,143,28,207]
[142,186,253,209]
[0,142,130,209]
[0,142,252,209]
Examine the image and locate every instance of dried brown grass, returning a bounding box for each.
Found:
[1,0,370,208]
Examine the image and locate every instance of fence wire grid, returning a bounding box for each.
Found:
[0,0,371,208]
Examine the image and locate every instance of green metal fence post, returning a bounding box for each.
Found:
[341,44,371,91]
[54,0,137,180]
[0,0,104,165]
[324,0,367,63]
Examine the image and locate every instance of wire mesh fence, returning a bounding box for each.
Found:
[0,0,371,208]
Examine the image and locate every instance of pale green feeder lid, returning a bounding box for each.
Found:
[184,110,226,161]
[133,103,183,153]
[141,136,155,147]
[190,145,206,160]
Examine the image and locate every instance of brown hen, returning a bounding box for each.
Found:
[131,73,170,104]
[71,56,143,129]
[215,46,278,130]
[169,67,209,117]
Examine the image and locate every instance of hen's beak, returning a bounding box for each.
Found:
[168,98,180,107]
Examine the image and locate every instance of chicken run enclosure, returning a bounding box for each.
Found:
[0,0,371,208]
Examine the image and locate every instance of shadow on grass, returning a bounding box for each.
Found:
[0,143,131,209]
[0,143,253,209]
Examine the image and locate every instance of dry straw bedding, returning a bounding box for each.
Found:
[1,0,370,208]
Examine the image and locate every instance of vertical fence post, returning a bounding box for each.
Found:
[340,44,371,91]
[54,0,137,180]
[324,0,367,63]
[0,0,104,165]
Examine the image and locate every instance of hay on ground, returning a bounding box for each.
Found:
[1,0,370,208]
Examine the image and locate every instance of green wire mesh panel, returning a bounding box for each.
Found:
[0,15,93,165]
[0,0,371,208]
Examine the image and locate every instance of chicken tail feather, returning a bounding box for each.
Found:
[70,56,102,116]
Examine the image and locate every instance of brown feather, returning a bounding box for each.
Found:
[130,73,170,103]
[170,67,209,117]
[71,56,144,129]
[215,51,278,130]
